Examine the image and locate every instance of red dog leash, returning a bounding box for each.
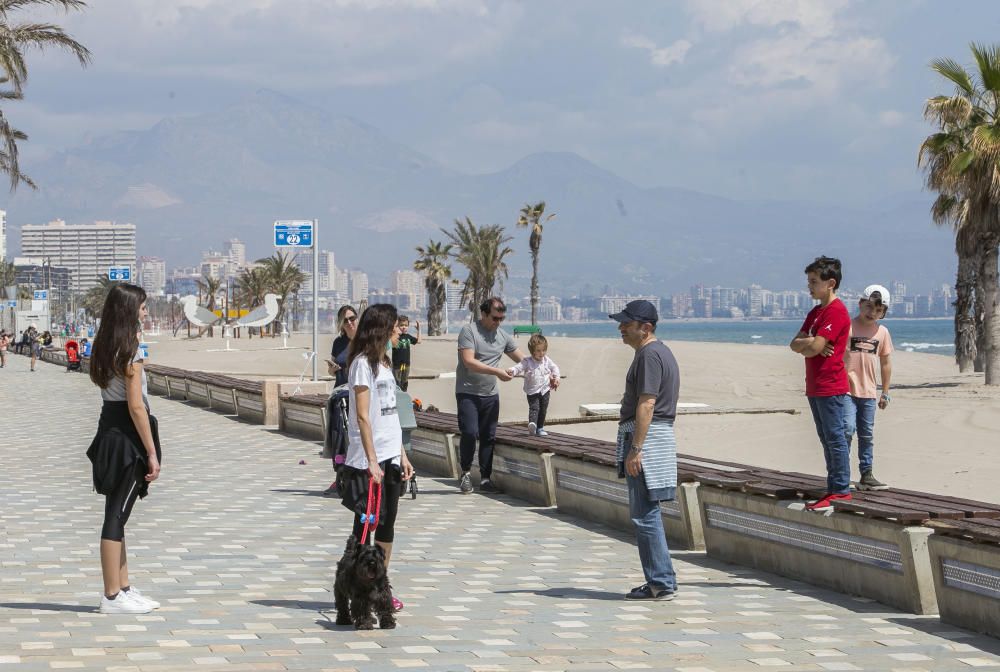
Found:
[360,476,383,545]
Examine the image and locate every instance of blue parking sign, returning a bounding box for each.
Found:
[108,267,131,281]
[274,220,314,247]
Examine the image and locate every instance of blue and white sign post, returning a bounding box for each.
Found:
[274,219,319,380]
[33,290,48,301]
[108,267,131,282]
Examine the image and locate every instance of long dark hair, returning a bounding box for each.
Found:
[90,283,147,389]
[348,303,397,373]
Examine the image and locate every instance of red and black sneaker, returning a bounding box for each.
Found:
[806,492,852,512]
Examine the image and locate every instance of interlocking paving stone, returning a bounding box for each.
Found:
[2,354,1000,671]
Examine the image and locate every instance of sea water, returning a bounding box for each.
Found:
[478,319,955,356]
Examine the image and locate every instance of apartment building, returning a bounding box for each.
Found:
[20,219,136,292]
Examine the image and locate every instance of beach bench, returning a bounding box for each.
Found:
[410,411,462,478]
[279,393,328,441]
[695,468,941,614]
[512,325,542,338]
[926,519,1000,639]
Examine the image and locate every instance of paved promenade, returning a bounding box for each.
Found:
[1,355,999,671]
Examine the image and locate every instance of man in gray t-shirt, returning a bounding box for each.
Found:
[455,297,524,494]
[610,299,680,602]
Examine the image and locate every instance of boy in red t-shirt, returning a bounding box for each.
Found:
[789,256,852,511]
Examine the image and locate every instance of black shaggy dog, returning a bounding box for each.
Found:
[334,536,396,629]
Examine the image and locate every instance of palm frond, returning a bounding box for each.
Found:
[931,57,976,97]
[970,41,1000,95]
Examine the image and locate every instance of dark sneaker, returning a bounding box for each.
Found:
[479,479,501,494]
[806,492,852,512]
[858,471,888,491]
[459,471,473,494]
[322,483,338,497]
[625,584,675,601]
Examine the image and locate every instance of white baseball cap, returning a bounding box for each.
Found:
[861,284,891,306]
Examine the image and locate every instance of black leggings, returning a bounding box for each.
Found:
[101,461,146,541]
[351,461,402,544]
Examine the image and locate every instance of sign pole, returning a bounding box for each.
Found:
[312,218,319,382]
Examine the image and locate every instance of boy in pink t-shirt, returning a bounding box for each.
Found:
[846,284,894,491]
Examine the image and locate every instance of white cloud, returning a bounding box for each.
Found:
[622,32,692,67]
[39,0,518,88]
[879,110,905,127]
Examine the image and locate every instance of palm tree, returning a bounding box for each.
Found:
[196,274,223,336]
[414,239,453,336]
[919,43,1000,384]
[256,251,306,335]
[444,217,514,316]
[0,0,91,190]
[516,201,556,325]
[81,276,116,318]
[0,258,15,290]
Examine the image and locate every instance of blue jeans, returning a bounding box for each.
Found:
[808,395,851,495]
[625,472,677,593]
[845,396,877,474]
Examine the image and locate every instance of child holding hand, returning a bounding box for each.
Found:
[507,333,561,436]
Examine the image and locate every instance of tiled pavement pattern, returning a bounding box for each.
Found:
[2,355,999,672]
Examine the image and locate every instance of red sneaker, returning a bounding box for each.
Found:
[391,596,404,612]
[806,492,852,512]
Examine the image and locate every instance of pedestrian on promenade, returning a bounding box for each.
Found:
[455,297,524,494]
[506,333,561,436]
[789,256,852,512]
[86,283,163,614]
[340,303,414,612]
[610,299,680,601]
[0,330,9,368]
[391,316,420,391]
[846,284,894,491]
[324,305,358,496]
[28,325,40,371]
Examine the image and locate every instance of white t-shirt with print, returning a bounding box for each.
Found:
[346,356,402,469]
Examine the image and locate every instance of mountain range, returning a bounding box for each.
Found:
[8,89,954,295]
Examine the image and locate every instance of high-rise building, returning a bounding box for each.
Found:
[297,250,336,291]
[0,209,6,260]
[138,256,166,296]
[537,298,562,322]
[347,270,368,304]
[392,269,424,309]
[224,238,246,271]
[200,251,228,280]
[891,280,907,299]
[20,219,136,293]
[747,284,764,317]
[599,295,661,315]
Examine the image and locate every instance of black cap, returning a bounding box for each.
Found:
[609,299,658,324]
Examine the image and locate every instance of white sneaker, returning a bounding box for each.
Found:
[99,591,152,614]
[124,587,160,609]
[527,422,537,435]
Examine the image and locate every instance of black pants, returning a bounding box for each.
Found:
[392,364,410,392]
[350,461,402,544]
[101,461,146,541]
[527,391,550,429]
[456,393,499,479]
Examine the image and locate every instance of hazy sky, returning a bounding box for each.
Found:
[16,0,1000,205]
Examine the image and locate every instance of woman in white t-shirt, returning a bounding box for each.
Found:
[343,303,414,610]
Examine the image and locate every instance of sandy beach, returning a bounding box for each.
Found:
[140,328,1000,502]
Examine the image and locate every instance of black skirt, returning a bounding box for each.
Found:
[86,401,162,499]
